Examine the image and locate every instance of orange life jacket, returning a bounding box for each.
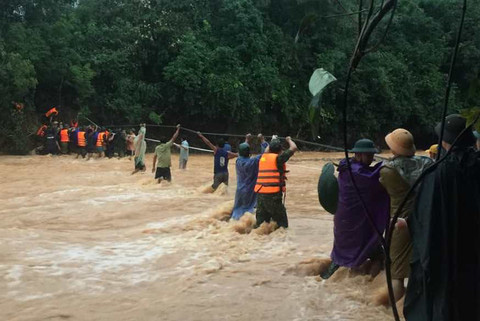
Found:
[36,125,47,137]
[96,132,105,147]
[77,131,86,147]
[254,153,287,194]
[45,107,58,117]
[60,129,69,142]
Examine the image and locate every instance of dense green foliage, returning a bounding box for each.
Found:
[1,0,479,153]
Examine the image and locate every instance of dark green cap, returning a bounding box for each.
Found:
[349,138,378,153]
[239,143,250,157]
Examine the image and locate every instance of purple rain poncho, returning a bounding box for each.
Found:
[330,159,390,268]
[231,155,261,220]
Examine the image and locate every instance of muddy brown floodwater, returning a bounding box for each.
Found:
[0,151,402,321]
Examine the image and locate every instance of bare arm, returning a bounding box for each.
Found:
[197,132,217,152]
[286,136,298,153]
[227,151,238,159]
[169,124,181,143]
[152,154,157,173]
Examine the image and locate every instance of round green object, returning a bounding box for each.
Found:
[318,162,339,215]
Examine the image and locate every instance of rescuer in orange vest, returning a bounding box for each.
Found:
[76,127,87,159]
[254,136,297,229]
[95,128,106,158]
[59,124,70,154]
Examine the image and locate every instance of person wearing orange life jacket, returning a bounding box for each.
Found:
[59,125,70,154]
[254,136,297,229]
[95,128,106,158]
[76,127,87,159]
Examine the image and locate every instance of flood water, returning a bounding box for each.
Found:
[0,152,401,320]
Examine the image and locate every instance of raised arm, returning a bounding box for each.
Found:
[285,136,298,153]
[227,151,238,159]
[169,124,181,143]
[197,132,217,152]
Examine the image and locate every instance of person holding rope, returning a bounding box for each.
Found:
[404,114,480,321]
[231,136,263,220]
[151,125,180,183]
[178,137,189,170]
[374,129,432,306]
[254,136,297,229]
[197,132,238,192]
[321,139,389,279]
[132,124,147,174]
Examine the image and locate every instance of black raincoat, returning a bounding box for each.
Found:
[404,147,480,321]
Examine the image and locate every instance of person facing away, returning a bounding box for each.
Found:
[76,126,87,159]
[322,139,389,279]
[152,125,180,183]
[254,136,297,229]
[404,114,480,321]
[178,137,189,169]
[374,129,433,306]
[197,132,238,192]
[59,124,70,154]
[231,137,263,220]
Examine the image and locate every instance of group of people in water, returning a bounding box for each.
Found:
[37,111,480,321]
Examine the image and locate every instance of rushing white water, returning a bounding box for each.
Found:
[0,152,400,320]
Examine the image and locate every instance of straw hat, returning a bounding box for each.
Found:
[385,128,416,157]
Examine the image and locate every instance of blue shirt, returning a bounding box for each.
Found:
[260,141,269,154]
[214,148,229,174]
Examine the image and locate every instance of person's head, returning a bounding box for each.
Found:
[182,137,187,142]
[216,138,225,148]
[224,137,230,144]
[269,138,282,154]
[435,114,475,151]
[385,128,416,157]
[159,136,167,144]
[239,143,250,157]
[349,138,378,166]
[258,133,265,142]
[426,144,438,160]
[129,129,134,135]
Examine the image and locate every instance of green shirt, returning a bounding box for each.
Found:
[155,141,173,168]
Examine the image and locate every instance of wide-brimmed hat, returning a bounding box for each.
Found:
[426,144,438,154]
[349,138,378,153]
[385,128,416,157]
[435,114,475,145]
[474,131,480,139]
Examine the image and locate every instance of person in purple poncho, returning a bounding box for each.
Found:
[321,138,390,279]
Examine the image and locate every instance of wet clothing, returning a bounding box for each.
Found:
[380,156,432,279]
[126,134,135,153]
[256,193,288,228]
[212,172,229,189]
[155,141,173,168]
[231,155,262,220]
[60,142,68,154]
[330,159,389,268]
[179,159,187,169]
[404,147,480,321]
[155,167,172,181]
[45,131,58,154]
[179,141,189,161]
[214,148,229,174]
[134,127,146,170]
[254,150,293,228]
[114,132,126,158]
[87,130,96,153]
